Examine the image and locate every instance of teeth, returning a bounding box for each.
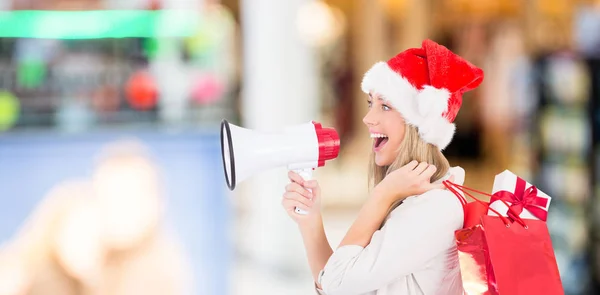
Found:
[370,133,388,138]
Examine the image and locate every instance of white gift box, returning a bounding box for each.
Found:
[488,170,551,221]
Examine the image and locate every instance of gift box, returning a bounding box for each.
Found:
[488,170,551,221]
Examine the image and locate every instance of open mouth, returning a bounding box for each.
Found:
[370,133,389,150]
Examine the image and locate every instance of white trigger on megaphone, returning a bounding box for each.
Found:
[219,119,340,196]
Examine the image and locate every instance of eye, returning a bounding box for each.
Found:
[382,104,391,111]
[367,99,372,108]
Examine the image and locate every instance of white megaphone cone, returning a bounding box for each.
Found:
[220,119,340,214]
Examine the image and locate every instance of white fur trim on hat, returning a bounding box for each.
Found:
[361,62,455,150]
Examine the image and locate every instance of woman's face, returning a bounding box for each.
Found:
[362,92,406,166]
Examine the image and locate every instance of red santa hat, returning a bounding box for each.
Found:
[361,39,484,150]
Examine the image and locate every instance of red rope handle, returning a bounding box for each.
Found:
[445,181,529,228]
[444,181,468,226]
[445,182,503,202]
[445,182,518,212]
[445,181,467,206]
[443,180,523,227]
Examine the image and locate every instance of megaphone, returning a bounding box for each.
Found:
[220,119,340,214]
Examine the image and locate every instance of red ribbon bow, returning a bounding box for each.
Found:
[491,177,549,221]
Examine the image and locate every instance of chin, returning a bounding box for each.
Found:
[374,154,393,167]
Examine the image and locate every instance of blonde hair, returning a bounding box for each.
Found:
[368,124,450,226]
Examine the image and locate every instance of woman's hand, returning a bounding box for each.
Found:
[281,171,333,288]
[281,171,323,227]
[375,160,451,205]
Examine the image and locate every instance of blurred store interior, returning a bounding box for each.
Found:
[0,0,599,294]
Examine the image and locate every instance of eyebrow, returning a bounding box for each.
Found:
[368,93,385,101]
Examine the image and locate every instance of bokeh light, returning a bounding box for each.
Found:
[0,91,20,131]
[191,73,224,105]
[125,70,158,111]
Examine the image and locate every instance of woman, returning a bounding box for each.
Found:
[281,39,484,295]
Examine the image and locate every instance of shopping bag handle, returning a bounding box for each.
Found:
[443,180,527,228]
[443,181,469,226]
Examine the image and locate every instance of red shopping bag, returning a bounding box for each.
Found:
[443,181,564,295]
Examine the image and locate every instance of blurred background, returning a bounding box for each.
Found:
[0,0,598,294]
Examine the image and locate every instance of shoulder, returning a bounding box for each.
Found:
[387,189,464,228]
[396,165,466,217]
[400,188,463,212]
[413,188,463,208]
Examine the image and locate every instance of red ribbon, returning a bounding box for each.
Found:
[491,177,549,221]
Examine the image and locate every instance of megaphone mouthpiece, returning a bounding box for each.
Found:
[314,122,340,167]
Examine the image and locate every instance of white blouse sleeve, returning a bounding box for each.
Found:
[316,189,463,295]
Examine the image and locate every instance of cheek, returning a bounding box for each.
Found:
[384,140,400,161]
[386,115,406,139]
[383,122,405,159]
[377,138,401,165]
[390,133,404,149]
[385,128,404,154]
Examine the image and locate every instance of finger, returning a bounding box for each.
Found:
[430,182,446,190]
[282,197,311,213]
[283,192,314,207]
[403,160,419,171]
[282,199,310,213]
[288,170,305,185]
[420,165,437,177]
[303,180,320,199]
[282,198,299,212]
[413,162,429,174]
[430,174,454,191]
[285,182,312,199]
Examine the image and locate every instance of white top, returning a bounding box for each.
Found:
[316,167,466,295]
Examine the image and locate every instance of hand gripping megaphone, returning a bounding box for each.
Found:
[220,119,340,214]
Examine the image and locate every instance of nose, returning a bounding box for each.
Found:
[362,107,378,127]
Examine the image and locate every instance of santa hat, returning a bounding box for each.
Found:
[361,39,484,150]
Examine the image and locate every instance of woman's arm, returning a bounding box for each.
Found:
[280,173,334,288]
[290,182,395,289]
[298,214,333,286]
[338,162,443,248]
[295,181,395,288]
[337,186,393,248]
[314,163,455,295]
[302,185,391,291]
[318,190,464,295]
